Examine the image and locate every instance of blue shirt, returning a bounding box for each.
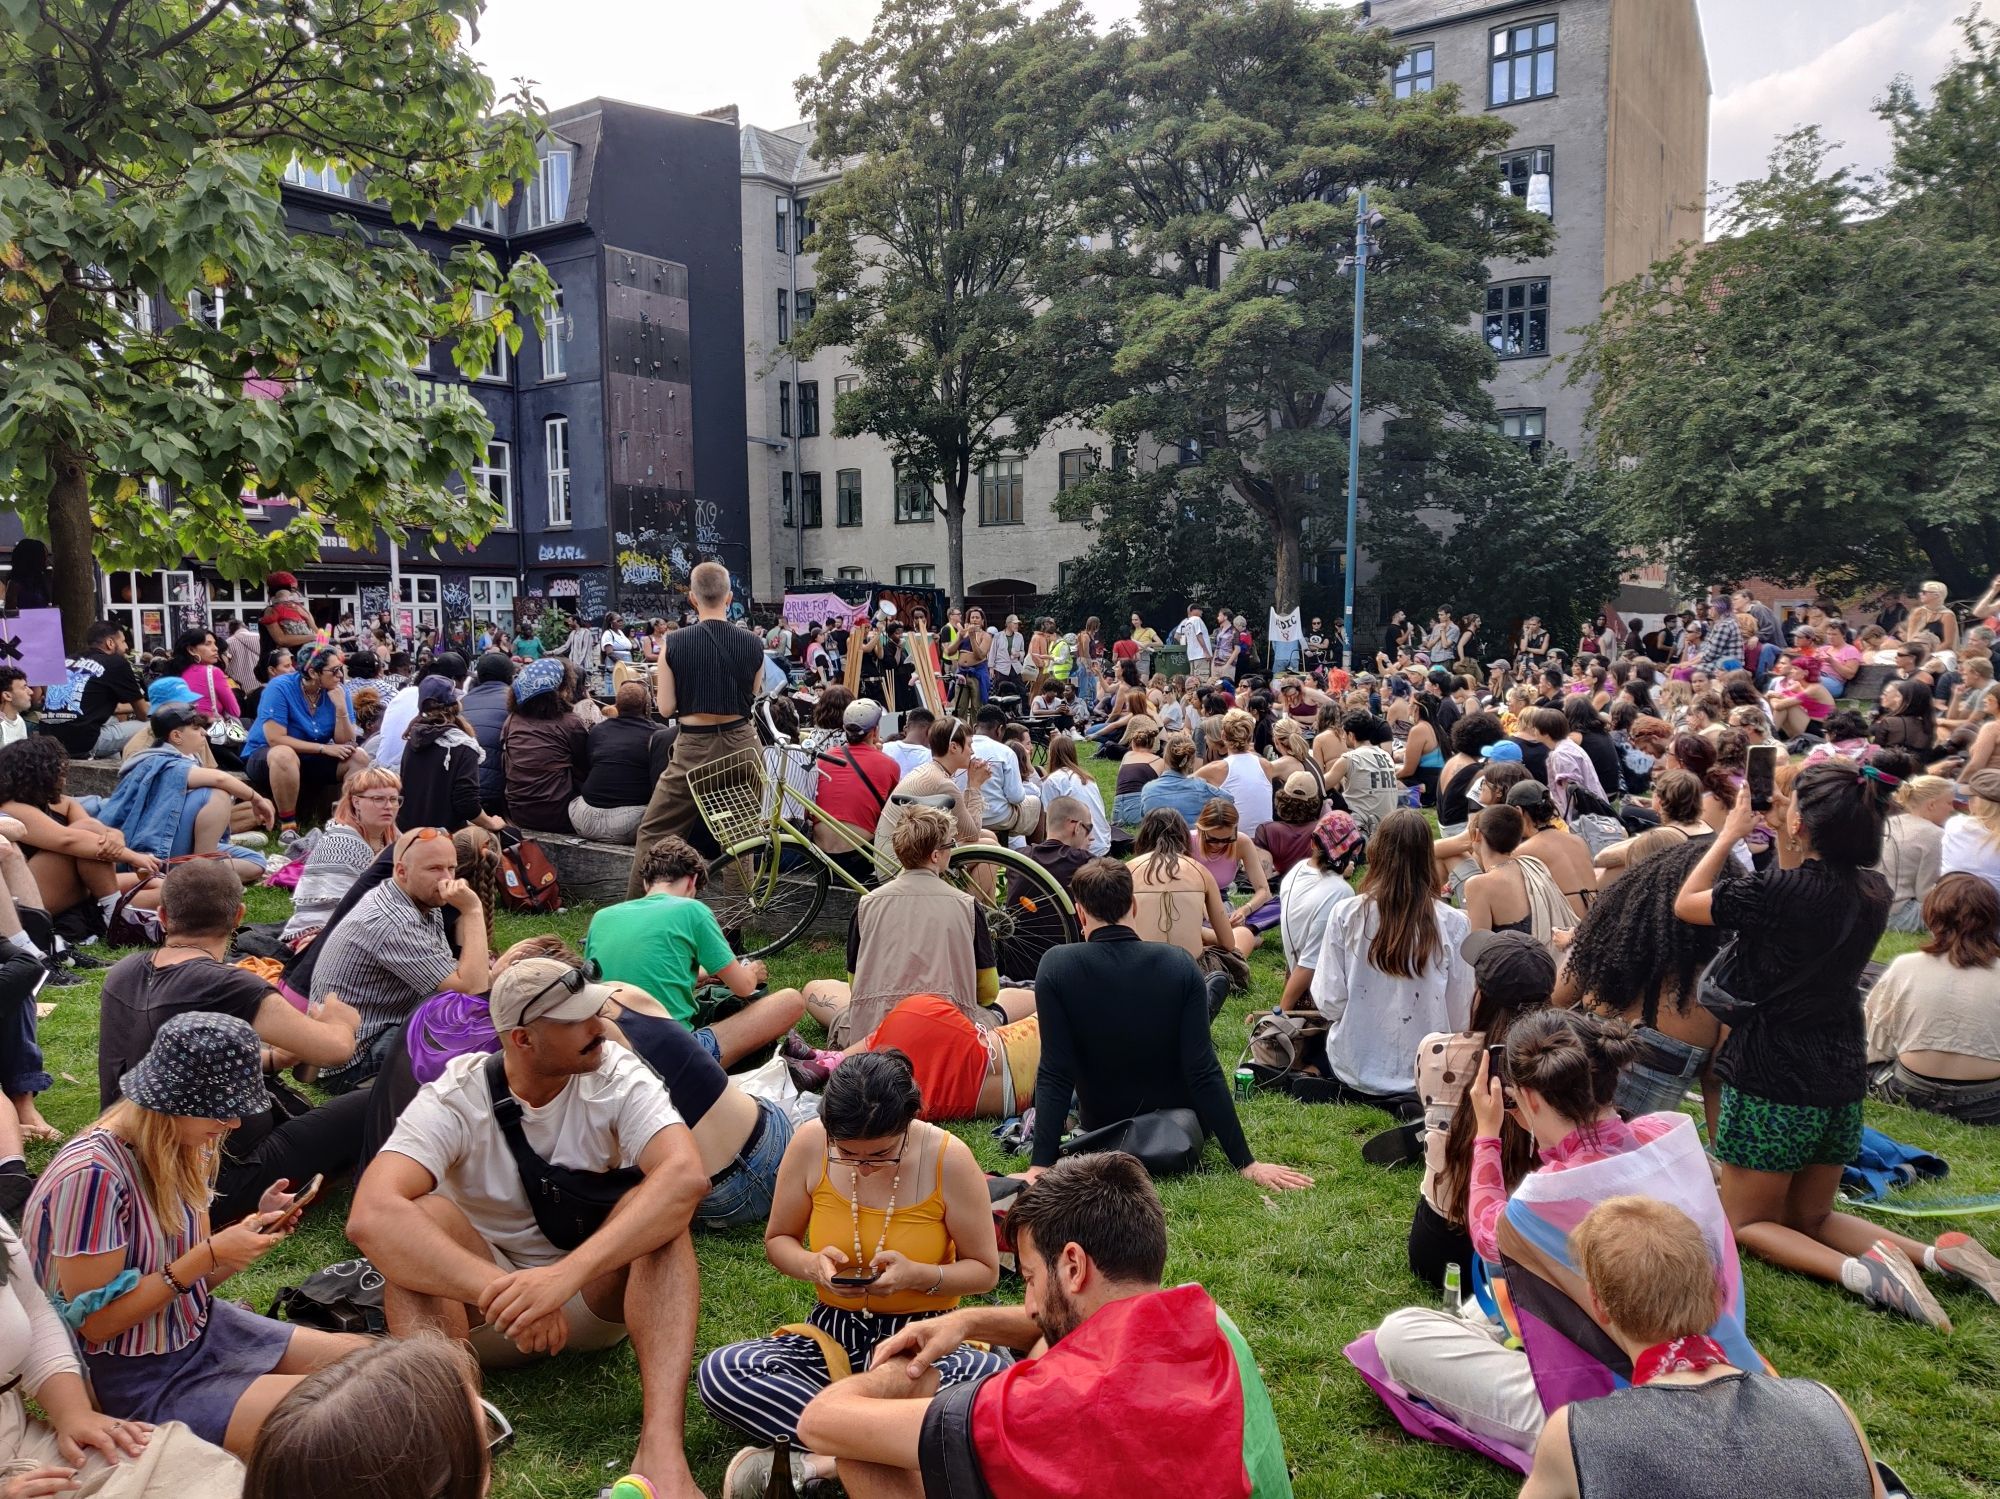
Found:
[244,674,342,759]
[1139,771,1227,824]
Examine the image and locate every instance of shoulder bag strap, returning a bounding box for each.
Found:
[841,747,892,815]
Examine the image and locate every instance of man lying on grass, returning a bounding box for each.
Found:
[795,1151,1295,1499]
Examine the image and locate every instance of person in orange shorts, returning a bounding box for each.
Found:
[862,994,1039,1121]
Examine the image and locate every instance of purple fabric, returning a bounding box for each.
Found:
[84,1295,295,1446]
[1343,1332,1535,1475]
[406,989,499,1084]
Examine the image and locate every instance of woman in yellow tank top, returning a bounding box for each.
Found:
[695,1051,1006,1493]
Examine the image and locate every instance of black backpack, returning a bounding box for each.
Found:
[270,1257,386,1336]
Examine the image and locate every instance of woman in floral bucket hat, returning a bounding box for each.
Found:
[1275,810,1366,1013]
[25,1014,370,1459]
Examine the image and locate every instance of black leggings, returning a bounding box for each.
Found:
[213,1087,374,1223]
[1408,1194,1475,1290]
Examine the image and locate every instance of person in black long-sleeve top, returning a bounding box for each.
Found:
[1026,858,1314,1191]
[397,679,504,836]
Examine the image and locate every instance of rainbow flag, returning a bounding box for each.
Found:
[970,1284,1292,1499]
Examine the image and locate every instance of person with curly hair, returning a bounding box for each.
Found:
[1556,837,1727,1136]
[0,736,158,928]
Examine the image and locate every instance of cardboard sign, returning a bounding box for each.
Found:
[0,609,69,687]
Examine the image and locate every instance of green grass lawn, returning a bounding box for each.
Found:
[25,766,2000,1497]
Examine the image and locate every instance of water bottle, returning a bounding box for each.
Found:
[1442,1261,1463,1314]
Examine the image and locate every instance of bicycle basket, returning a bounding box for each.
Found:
[688,747,772,849]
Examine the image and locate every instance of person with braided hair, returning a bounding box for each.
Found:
[1555,838,1728,1136]
[1676,760,2000,1329]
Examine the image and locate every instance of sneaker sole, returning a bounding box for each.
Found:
[1868,1244,1953,1332]
[1937,1235,2000,1305]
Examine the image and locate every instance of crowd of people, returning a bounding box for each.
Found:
[0,555,1991,1496]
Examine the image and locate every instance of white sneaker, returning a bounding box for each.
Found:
[229,832,269,850]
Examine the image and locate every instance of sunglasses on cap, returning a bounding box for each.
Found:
[520,959,604,1025]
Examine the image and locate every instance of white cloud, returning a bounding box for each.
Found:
[1708,1,1963,187]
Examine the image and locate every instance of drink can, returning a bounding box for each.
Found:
[1234,1067,1255,1101]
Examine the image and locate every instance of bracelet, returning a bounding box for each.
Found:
[928,1264,945,1296]
[161,1262,193,1296]
[207,1239,218,1275]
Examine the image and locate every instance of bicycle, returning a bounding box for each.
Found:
[688,718,1079,968]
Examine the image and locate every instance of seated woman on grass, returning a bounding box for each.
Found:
[0,735,160,929]
[694,1050,1006,1494]
[1866,874,2000,1126]
[1125,808,1241,969]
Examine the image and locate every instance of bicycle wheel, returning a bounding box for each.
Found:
[710,836,829,960]
[945,843,1079,982]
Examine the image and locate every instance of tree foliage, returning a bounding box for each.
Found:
[1058,0,1550,612]
[0,0,554,644]
[794,0,1101,604]
[1363,432,1622,650]
[1571,14,2000,604]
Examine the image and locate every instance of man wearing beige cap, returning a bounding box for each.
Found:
[350,956,707,1499]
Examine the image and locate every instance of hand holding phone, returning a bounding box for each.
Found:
[1485,1043,1514,1108]
[828,1269,881,1289]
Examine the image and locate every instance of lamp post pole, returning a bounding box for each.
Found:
[1340,190,1375,672]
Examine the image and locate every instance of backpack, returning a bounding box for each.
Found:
[496,827,562,913]
[269,1257,387,1335]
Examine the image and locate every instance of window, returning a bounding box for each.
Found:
[795,289,816,328]
[794,197,815,252]
[396,575,443,641]
[798,381,820,437]
[1111,443,1131,473]
[781,471,795,527]
[186,288,225,331]
[1177,437,1202,467]
[779,381,792,438]
[835,374,858,398]
[895,470,934,523]
[785,566,797,588]
[1484,279,1550,360]
[471,441,513,529]
[837,567,865,581]
[1498,147,1554,216]
[469,577,518,630]
[545,416,571,525]
[459,197,502,233]
[1495,409,1547,457]
[776,199,788,250]
[1058,448,1094,491]
[540,288,568,379]
[527,146,572,228]
[283,157,355,196]
[776,290,789,342]
[800,472,823,528]
[896,564,935,587]
[802,568,824,582]
[1392,45,1434,98]
[836,469,862,526]
[1490,18,1557,106]
[472,291,508,381]
[978,457,1024,526]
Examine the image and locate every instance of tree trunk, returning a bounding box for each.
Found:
[1272,510,1302,615]
[944,479,968,607]
[1906,521,1981,604]
[48,445,97,652]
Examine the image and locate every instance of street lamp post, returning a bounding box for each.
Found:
[1340,191,1379,672]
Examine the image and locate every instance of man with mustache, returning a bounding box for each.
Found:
[795,1152,1295,1499]
[350,956,708,1499]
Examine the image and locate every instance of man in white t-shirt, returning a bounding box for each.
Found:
[350,956,707,1499]
[1172,604,1213,682]
[0,667,29,747]
[881,706,936,777]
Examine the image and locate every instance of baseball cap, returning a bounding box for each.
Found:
[1281,770,1322,800]
[1461,930,1556,1005]
[418,675,458,708]
[147,677,201,708]
[843,698,884,734]
[1966,769,2000,803]
[150,702,209,734]
[1506,780,1554,814]
[1487,659,1510,670]
[1480,740,1523,763]
[488,957,615,1031]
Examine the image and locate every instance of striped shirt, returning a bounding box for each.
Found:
[281,821,380,939]
[312,878,457,1087]
[25,1130,207,1357]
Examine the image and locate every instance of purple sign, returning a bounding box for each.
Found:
[0,609,69,687]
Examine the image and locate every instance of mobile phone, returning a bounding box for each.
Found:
[1484,1043,1507,1082]
[829,1271,880,1289]
[288,1174,325,1211]
[1746,743,1778,812]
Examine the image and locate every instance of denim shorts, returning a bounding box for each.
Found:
[697,1097,794,1231]
[692,1026,722,1064]
[1616,1026,1709,1117]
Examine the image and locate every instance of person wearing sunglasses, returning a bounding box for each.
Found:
[241,646,367,846]
[350,958,707,1499]
[696,1049,1006,1494]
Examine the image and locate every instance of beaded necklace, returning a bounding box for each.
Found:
[843,1131,908,1315]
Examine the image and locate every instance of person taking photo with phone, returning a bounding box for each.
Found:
[695,1049,1007,1496]
[27,1013,372,1459]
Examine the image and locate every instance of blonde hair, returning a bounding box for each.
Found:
[1160,732,1201,774]
[334,766,403,844]
[1273,716,1309,758]
[1971,788,2000,846]
[1896,775,1953,812]
[1922,580,1948,600]
[100,1099,218,1225]
[891,804,955,869]
[1570,1196,1721,1344]
[1218,708,1255,754]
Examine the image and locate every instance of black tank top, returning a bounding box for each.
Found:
[1438,761,1483,826]
[663,620,762,719]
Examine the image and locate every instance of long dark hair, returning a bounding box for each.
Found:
[1434,984,1548,1227]
[166,627,215,677]
[1359,809,1442,978]
[1132,807,1190,880]
[1504,1009,1639,1128]
[1878,677,1937,734]
[821,1049,922,1140]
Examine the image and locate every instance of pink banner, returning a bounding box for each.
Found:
[781,590,860,631]
[0,609,69,687]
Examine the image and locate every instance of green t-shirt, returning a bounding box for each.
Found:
[584,892,736,1023]
[516,636,544,660]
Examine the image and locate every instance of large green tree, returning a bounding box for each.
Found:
[1056,0,1551,614]
[1363,431,1622,651]
[1571,16,2000,603]
[0,0,553,645]
[794,0,1102,604]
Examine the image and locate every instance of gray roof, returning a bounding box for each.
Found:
[741,123,813,182]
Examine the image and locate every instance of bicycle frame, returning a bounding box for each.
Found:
[722,738,889,898]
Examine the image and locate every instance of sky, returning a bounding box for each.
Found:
[468,0,1968,192]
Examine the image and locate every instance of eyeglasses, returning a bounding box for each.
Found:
[356,793,403,807]
[520,959,603,1025]
[828,1132,907,1167]
[481,1399,514,1456]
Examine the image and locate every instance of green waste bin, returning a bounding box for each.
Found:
[1152,645,1189,678]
